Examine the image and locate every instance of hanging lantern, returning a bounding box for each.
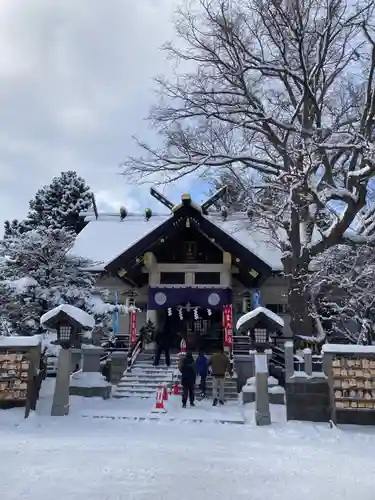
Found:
[194,307,199,320]
[120,206,127,220]
[207,308,212,316]
[145,208,152,220]
[167,307,172,317]
[178,307,183,320]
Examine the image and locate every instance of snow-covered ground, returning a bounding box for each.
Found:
[1,379,375,499]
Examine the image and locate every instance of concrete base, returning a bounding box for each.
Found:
[269,392,285,405]
[242,388,256,404]
[70,385,111,399]
[286,377,329,422]
[255,411,272,426]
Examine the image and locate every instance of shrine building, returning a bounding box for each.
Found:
[71,187,290,352]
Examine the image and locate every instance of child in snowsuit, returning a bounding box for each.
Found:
[180,352,196,408]
[196,350,209,398]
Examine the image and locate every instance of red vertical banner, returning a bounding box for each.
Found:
[223,305,233,348]
[130,311,137,346]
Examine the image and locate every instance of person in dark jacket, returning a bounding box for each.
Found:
[196,350,209,398]
[154,327,171,367]
[181,352,196,408]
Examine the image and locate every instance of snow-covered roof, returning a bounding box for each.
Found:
[0,334,42,348]
[71,215,173,271]
[236,307,284,331]
[40,304,95,330]
[70,212,283,271]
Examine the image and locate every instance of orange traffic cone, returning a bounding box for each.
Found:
[163,384,169,401]
[152,385,167,413]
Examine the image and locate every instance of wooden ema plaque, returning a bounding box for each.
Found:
[330,355,375,425]
[0,351,30,408]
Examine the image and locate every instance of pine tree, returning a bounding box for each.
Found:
[3,219,29,237]
[4,171,93,237]
[0,227,120,335]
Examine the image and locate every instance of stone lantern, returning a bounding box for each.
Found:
[236,306,284,352]
[40,304,95,416]
[236,307,284,426]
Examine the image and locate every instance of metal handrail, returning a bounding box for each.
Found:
[126,337,143,372]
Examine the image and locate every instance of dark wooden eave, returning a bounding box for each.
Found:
[105,204,273,288]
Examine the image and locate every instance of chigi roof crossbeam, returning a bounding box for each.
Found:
[150,186,228,214]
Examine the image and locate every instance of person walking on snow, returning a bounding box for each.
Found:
[180,352,196,408]
[196,350,209,398]
[209,349,230,406]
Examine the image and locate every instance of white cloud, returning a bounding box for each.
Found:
[0,0,197,232]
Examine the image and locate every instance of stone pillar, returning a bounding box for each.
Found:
[110,351,127,383]
[51,348,71,416]
[249,350,257,378]
[303,348,312,376]
[284,341,294,381]
[254,353,271,426]
[82,347,104,372]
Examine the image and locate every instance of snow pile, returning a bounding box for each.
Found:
[269,385,286,394]
[246,375,279,386]
[70,371,111,388]
[0,335,42,347]
[42,333,60,356]
[236,306,284,331]
[322,344,375,354]
[40,304,95,329]
[3,276,38,293]
[85,294,130,316]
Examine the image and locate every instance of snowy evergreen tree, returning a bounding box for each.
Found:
[3,219,28,238]
[0,227,124,335]
[3,171,93,237]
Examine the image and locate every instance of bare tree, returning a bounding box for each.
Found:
[309,243,375,344]
[123,0,375,338]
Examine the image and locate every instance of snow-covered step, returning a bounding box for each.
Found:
[114,386,161,393]
[117,381,170,389]
[112,391,155,399]
[120,375,173,383]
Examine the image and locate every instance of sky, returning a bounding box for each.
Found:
[0,0,208,231]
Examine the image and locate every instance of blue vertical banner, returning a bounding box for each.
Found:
[113,291,119,334]
[251,289,260,309]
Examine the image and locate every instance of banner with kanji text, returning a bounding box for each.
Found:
[130,311,137,346]
[223,305,233,347]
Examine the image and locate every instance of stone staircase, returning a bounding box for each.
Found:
[196,376,238,401]
[113,352,239,401]
[112,352,178,399]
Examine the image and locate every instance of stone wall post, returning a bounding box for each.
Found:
[110,351,127,383]
[303,348,313,376]
[284,341,294,381]
[82,347,104,373]
[254,353,271,426]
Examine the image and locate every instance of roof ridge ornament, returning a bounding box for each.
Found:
[150,185,228,215]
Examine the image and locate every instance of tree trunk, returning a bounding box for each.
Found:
[288,275,315,339]
[283,255,315,340]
